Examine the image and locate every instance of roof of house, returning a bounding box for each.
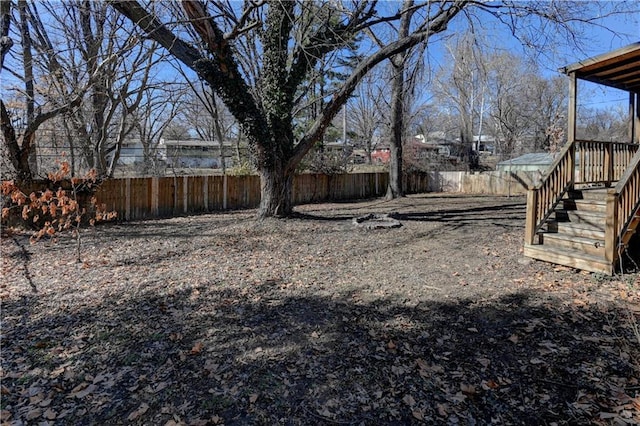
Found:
[497,153,554,167]
[160,139,234,147]
[560,42,640,94]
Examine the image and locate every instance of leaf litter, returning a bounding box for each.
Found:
[1,194,639,424]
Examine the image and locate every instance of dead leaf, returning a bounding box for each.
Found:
[127,403,150,421]
[25,407,42,420]
[402,394,416,406]
[190,341,204,355]
[43,408,57,420]
[249,393,258,404]
[437,402,449,416]
[482,379,500,390]
[412,408,424,420]
[460,383,476,395]
[477,357,490,368]
[68,382,94,399]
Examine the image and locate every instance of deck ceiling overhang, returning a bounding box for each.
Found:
[560,42,640,94]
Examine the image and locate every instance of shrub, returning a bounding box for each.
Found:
[1,161,116,262]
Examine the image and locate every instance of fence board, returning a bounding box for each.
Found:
[8,171,540,223]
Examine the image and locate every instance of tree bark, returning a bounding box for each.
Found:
[386,0,413,199]
[259,164,294,218]
[387,58,406,199]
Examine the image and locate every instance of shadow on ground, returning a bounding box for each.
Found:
[2,281,638,425]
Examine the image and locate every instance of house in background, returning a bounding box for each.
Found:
[118,139,145,165]
[496,152,554,173]
[472,135,496,154]
[160,139,223,168]
[371,141,391,164]
[118,138,248,170]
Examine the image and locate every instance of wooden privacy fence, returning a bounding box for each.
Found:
[94,173,392,220]
[10,171,537,222]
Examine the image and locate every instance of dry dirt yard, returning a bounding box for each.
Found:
[2,194,639,425]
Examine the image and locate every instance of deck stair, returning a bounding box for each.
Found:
[524,43,640,275]
[525,188,615,274]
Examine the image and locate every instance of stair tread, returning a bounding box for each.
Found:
[524,244,611,274]
[542,232,603,244]
[525,244,606,262]
[547,220,604,230]
[556,208,605,216]
[565,199,606,205]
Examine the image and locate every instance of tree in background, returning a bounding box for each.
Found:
[434,32,487,169]
[1,0,86,180]
[578,106,631,142]
[1,1,173,180]
[347,71,385,164]
[110,0,470,217]
[484,52,567,158]
[434,30,570,162]
[133,83,185,176]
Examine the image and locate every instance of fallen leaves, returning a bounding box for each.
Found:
[1,197,639,425]
[190,341,204,355]
[127,402,150,421]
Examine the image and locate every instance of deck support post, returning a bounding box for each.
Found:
[525,189,538,245]
[567,73,577,188]
[604,188,618,266]
[629,92,637,144]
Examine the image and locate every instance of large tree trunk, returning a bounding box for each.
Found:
[258,164,294,218]
[387,61,405,199]
[386,0,413,199]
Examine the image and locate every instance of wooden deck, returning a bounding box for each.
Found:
[524,43,640,274]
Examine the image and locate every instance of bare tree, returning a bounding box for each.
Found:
[348,71,385,164]
[481,51,568,158]
[1,0,86,180]
[176,77,240,173]
[133,84,185,176]
[1,0,171,179]
[109,0,633,217]
[48,1,168,177]
[433,32,487,168]
[110,0,469,217]
[578,106,630,142]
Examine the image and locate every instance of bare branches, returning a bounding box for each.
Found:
[108,0,202,68]
[0,0,12,70]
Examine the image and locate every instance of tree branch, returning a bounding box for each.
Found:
[288,0,466,172]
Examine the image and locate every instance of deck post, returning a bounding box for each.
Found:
[604,188,618,266]
[567,73,577,186]
[629,92,637,144]
[525,189,538,245]
[604,142,613,186]
[634,93,640,144]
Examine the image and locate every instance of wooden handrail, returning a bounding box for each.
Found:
[532,141,576,191]
[525,141,575,244]
[605,148,640,263]
[574,140,638,185]
[526,139,640,246]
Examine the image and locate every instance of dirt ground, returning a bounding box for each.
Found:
[2,194,639,425]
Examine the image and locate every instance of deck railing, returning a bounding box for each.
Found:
[577,140,638,185]
[605,148,640,264]
[525,140,639,245]
[525,141,576,244]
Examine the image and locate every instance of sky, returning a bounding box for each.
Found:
[420,3,640,111]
